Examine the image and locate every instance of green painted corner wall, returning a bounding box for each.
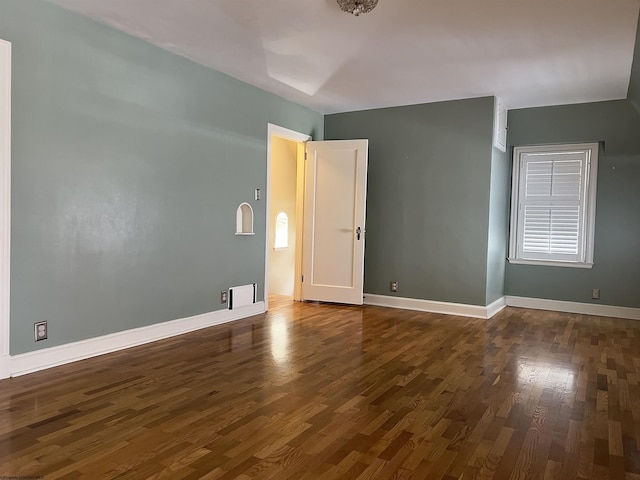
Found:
[325,97,496,306]
[505,100,640,307]
[1,0,323,354]
[485,146,510,305]
[627,12,640,115]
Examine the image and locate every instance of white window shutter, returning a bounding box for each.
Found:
[509,144,598,267]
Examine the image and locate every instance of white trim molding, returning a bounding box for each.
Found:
[0,302,265,379]
[267,123,312,143]
[493,96,507,152]
[506,296,640,321]
[0,39,11,367]
[364,294,507,319]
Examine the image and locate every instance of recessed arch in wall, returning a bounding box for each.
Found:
[235,202,254,235]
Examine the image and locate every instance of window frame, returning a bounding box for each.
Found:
[508,142,599,268]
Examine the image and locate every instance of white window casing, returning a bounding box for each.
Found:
[508,143,599,268]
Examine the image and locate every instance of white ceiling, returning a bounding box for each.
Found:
[48,0,640,114]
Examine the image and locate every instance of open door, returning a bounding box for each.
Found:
[302,140,368,305]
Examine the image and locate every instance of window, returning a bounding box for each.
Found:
[274,212,288,249]
[508,143,598,268]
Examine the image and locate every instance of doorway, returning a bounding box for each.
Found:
[264,127,369,310]
[264,124,310,311]
[267,136,298,303]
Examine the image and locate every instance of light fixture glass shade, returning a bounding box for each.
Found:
[337,0,378,16]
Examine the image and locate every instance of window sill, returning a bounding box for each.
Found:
[508,258,593,269]
[273,246,289,251]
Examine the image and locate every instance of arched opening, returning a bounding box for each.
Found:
[274,212,288,249]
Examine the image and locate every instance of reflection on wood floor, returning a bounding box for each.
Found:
[1,296,640,479]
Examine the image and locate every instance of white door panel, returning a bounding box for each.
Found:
[303,140,368,305]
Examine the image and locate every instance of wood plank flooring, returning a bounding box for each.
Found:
[1,297,640,479]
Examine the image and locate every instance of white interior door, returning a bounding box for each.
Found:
[302,140,368,305]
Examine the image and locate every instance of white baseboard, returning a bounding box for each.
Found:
[364,294,506,319]
[506,296,640,320]
[363,293,639,321]
[4,295,634,380]
[0,302,265,379]
[487,296,508,317]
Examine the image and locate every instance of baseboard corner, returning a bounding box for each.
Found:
[486,296,507,318]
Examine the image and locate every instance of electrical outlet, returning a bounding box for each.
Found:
[390,281,398,293]
[592,288,600,300]
[221,290,228,304]
[34,321,47,341]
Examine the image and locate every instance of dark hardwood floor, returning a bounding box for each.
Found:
[1,296,640,479]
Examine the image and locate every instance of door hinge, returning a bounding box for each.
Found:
[301,275,304,282]
[304,151,308,160]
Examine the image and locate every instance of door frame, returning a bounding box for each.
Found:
[264,123,310,311]
[0,39,12,374]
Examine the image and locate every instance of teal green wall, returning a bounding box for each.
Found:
[505,100,640,307]
[3,1,638,357]
[325,97,496,306]
[485,146,510,304]
[1,0,323,354]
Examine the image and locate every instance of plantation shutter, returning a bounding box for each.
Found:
[516,150,590,263]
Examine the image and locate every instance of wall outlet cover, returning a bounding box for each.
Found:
[34,321,48,341]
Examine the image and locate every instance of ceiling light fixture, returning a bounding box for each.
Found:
[337,0,378,16]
